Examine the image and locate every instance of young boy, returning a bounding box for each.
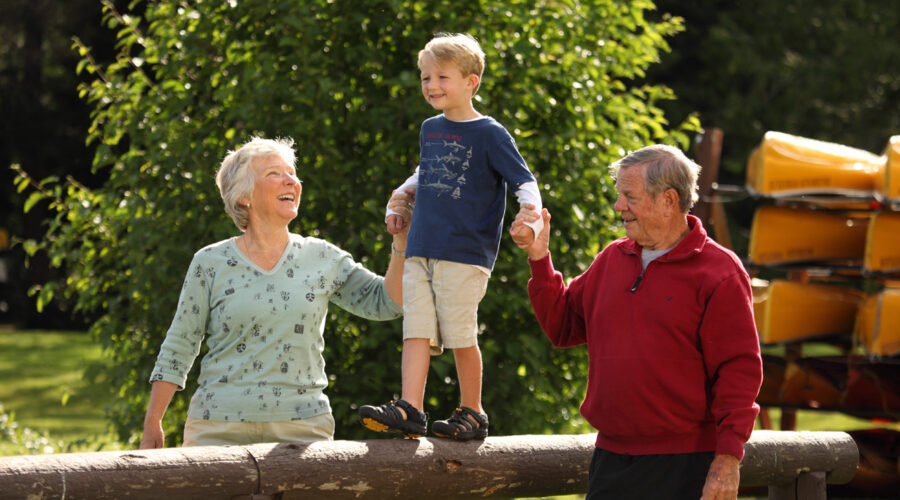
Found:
[358,33,543,440]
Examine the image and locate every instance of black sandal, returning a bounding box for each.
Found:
[431,406,489,441]
[358,399,427,438]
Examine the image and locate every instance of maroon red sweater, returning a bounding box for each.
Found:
[528,216,761,459]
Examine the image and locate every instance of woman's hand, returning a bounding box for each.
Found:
[140,420,165,449]
[139,380,177,449]
[386,188,415,236]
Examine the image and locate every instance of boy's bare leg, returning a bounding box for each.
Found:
[453,344,484,414]
[400,337,432,415]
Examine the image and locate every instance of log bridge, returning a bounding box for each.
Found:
[0,431,857,499]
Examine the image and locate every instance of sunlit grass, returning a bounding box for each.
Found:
[0,330,121,455]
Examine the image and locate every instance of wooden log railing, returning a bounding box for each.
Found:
[0,431,857,500]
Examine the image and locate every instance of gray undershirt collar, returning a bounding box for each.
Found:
[641,247,672,270]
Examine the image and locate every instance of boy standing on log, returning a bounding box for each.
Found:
[358,33,543,440]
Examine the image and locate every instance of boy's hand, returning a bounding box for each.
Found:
[510,203,539,247]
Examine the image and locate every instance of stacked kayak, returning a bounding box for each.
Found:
[856,289,900,358]
[745,131,885,198]
[740,131,899,498]
[753,280,862,344]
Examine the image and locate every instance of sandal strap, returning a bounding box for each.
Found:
[381,401,405,421]
[394,399,426,423]
[447,406,488,432]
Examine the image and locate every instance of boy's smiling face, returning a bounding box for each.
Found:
[420,55,479,121]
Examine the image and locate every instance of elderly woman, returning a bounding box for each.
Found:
[140,137,411,447]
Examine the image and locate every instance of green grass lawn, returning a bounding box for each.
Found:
[0,329,121,455]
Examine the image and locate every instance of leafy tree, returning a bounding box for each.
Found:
[648,0,900,250]
[653,0,899,173]
[0,0,122,327]
[17,0,697,444]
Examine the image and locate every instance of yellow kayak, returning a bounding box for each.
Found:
[753,279,863,344]
[881,136,900,201]
[855,288,900,357]
[746,131,885,197]
[748,205,869,266]
[864,212,900,274]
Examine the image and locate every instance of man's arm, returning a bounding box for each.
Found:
[700,271,762,457]
[698,270,763,499]
[511,208,589,347]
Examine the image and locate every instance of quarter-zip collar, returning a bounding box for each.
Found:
[618,215,707,263]
[620,215,707,293]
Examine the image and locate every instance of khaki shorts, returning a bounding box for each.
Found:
[182,412,335,446]
[403,257,490,355]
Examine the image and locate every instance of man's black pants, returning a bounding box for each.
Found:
[586,447,715,500]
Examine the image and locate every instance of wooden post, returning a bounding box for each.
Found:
[0,432,858,499]
[780,342,804,431]
[693,127,733,249]
[767,471,827,500]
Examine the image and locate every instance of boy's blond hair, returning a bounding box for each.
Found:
[418,33,485,94]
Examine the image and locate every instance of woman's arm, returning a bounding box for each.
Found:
[383,189,414,305]
[140,380,178,449]
[384,234,406,305]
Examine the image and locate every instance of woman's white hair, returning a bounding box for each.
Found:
[216,136,296,231]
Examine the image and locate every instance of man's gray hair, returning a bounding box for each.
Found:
[216,136,296,231]
[609,144,701,213]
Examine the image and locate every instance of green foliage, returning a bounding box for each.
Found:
[643,0,900,255]
[0,403,63,455]
[651,0,900,178]
[16,0,696,445]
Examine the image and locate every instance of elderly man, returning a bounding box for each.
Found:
[510,144,762,500]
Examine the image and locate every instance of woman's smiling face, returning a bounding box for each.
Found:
[246,154,302,227]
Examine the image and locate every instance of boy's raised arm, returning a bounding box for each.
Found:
[386,167,419,234]
[513,181,544,242]
[386,167,419,218]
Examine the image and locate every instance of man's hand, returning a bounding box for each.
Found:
[509,217,535,246]
[701,454,740,500]
[509,204,551,261]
